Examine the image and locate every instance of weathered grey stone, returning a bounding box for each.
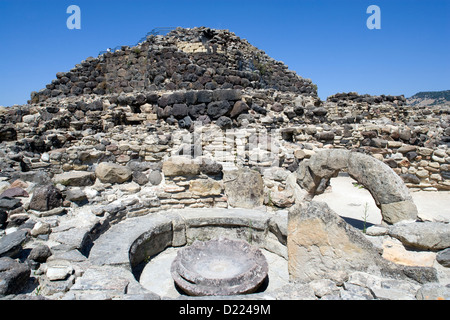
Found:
[162,156,200,177]
[339,288,372,300]
[272,282,317,300]
[95,162,132,184]
[52,171,96,187]
[34,207,67,218]
[342,282,374,299]
[89,214,172,268]
[263,167,291,182]
[309,279,340,298]
[65,188,87,204]
[400,265,438,284]
[388,222,450,251]
[287,201,389,282]
[400,173,421,184]
[365,225,388,236]
[46,260,74,281]
[347,151,413,205]
[437,248,450,267]
[199,159,223,176]
[30,221,51,237]
[50,226,92,253]
[223,168,264,209]
[0,229,29,258]
[148,170,163,185]
[296,149,418,224]
[39,273,75,296]
[69,266,129,295]
[28,244,52,263]
[370,282,417,300]
[380,200,418,224]
[416,283,450,300]
[268,189,295,208]
[0,197,22,211]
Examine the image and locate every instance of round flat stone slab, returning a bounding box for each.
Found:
[171,238,268,296]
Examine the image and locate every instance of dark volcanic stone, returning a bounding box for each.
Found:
[172,103,188,119]
[0,257,31,296]
[28,244,52,263]
[212,89,241,101]
[312,107,327,116]
[0,210,7,228]
[0,127,17,142]
[207,100,231,119]
[216,116,233,129]
[178,116,192,129]
[29,185,63,212]
[0,229,29,258]
[197,90,213,104]
[132,171,149,186]
[293,105,304,116]
[0,197,22,211]
[0,188,29,198]
[199,160,223,176]
[271,102,284,112]
[188,103,207,119]
[251,105,267,115]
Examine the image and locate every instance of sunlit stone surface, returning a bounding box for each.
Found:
[171,238,269,296]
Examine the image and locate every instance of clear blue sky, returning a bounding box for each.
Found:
[0,0,449,106]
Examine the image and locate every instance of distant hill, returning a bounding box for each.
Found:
[407,90,450,106]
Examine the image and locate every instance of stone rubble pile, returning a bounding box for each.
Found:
[30,27,316,104]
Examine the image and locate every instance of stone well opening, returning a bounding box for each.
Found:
[126,208,289,298]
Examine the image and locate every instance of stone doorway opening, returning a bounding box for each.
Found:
[296,149,418,225]
[314,172,382,230]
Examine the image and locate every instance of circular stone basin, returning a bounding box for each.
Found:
[171,238,269,296]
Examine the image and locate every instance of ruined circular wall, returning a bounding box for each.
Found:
[87,208,287,298]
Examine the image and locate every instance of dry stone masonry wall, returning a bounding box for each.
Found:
[30,27,316,104]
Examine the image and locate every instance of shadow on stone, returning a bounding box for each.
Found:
[342,216,375,231]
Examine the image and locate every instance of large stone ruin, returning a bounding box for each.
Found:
[0,27,449,300]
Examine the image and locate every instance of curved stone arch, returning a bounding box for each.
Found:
[296,149,418,224]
